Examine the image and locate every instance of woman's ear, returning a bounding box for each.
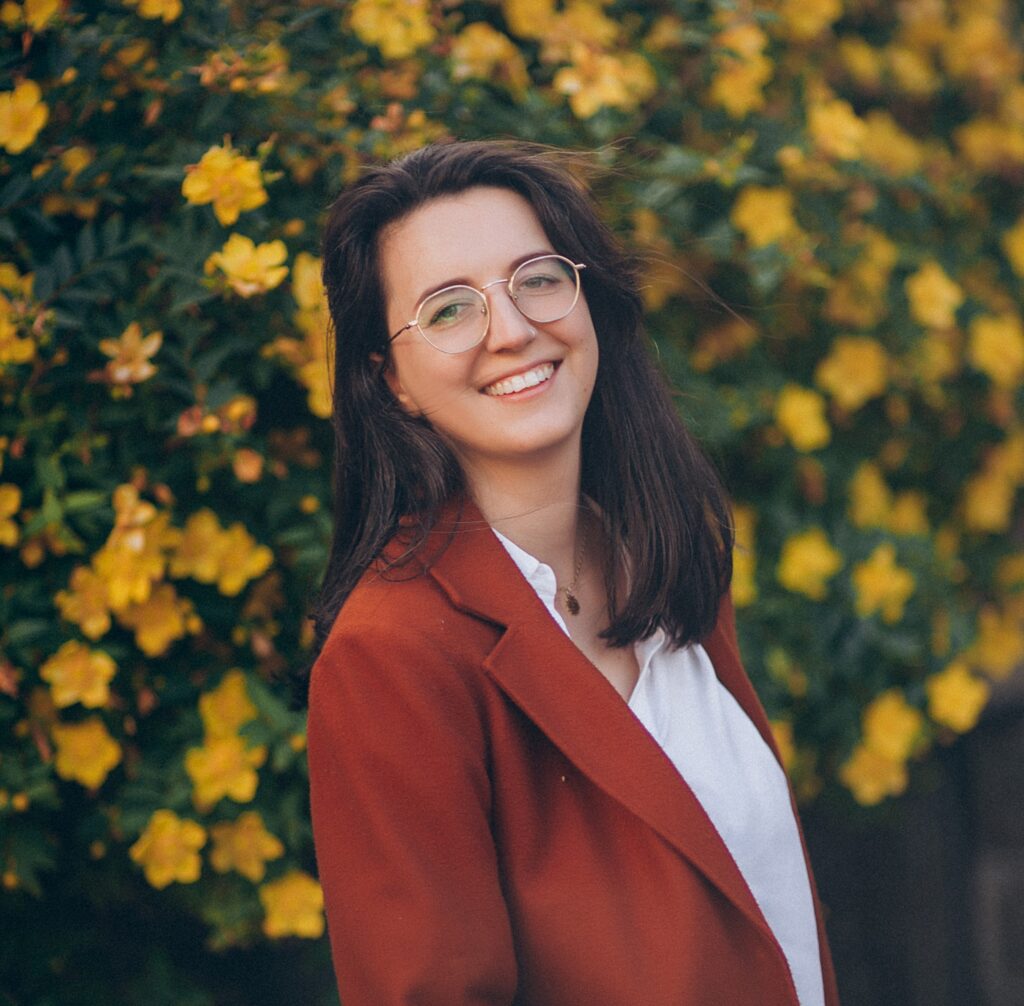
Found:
[370,351,416,413]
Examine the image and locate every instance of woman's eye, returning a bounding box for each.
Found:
[426,298,475,328]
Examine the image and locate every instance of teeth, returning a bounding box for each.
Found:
[484,363,555,397]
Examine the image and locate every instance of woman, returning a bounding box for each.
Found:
[305,140,840,1005]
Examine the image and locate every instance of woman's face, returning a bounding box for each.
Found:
[379,186,599,480]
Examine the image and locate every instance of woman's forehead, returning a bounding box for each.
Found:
[379,187,552,303]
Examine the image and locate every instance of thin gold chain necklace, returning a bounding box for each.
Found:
[559,514,587,616]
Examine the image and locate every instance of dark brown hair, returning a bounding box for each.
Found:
[303,140,732,699]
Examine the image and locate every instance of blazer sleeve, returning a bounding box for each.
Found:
[307,617,518,1005]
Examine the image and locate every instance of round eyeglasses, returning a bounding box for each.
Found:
[388,254,587,355]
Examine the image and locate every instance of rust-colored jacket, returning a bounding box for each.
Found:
[308,505,840,1005]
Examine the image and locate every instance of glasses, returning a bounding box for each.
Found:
[388,254,587,355]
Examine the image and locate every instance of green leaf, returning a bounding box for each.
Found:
[0,173,31,209]
[52,245,75,287]
[5,619,53,647]
[63,490,109,514]
[76,224,97,267]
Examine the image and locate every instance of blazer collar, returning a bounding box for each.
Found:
[406,497,784,950]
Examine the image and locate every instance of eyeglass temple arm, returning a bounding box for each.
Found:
[388,321,415,344]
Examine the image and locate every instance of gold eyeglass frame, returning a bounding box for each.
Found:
[387,254,587,354]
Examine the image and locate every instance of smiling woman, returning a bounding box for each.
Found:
[380,187,599,483]
[303,140,841,1006]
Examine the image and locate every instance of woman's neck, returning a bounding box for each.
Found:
[461,453,585,591]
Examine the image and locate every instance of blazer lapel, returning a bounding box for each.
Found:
[418,499,781,950]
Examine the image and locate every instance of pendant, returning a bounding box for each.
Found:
[565,591,580,616]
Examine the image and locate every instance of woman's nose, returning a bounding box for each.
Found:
[482,284,537,352]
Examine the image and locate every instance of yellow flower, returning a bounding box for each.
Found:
[989,431,1024,484]
[808,98,866,161]
[862,688,924,762]
[997,553,1024,590]
[199,669,258,739]
[731,504,757,608]
[644,13,685,52]
[349,0,435,60]
[970,605,1024,679]
[926,661,989,733]
[24,0,59,31]
[0,483,21,546]
[170,507,270,594]
[815,336,889,412]
[886,45,941,97]
[943,12,1019,89]
[911,328,961,390]
[205,234,288,298]
[961,468,1014,533]
[0,79,48,155]
[888,492,930,536]
[839,743,908,805]
[217,523,274,596]
[690,317,759,372]
[539,2,620,63]
[955,116,1024,173]
[905,261,964,329]
[839,38,883,89]
[123,0,181,23]
[731,186,800,249]
[92,490,175,611]
[261,252,333,418]
[852,543,915,623]
[0,317,36,368]
[129,810,206,889]
[98,322,162,393]
[775,0,841,41]
[59,145,93,186]
[39,640,117,709]
[707,22,773,119]
[774,384,831,452]
[770,720,796,773]
[185,734,267,810]
[848,463,891,529]
[169,509,223,582]
[1002,217,1024,277]
[0,293,35,368]
[968,313,1024,389]
[450,23,528,95]
[553,46,656,119]
[502,0,556,40]
[115,582,201,657]
[776,527,843,600]
[51,716,122,788]
[209,811,284,882]
[56,565,112,639]
[182,144,269,227]
[860,111,926,177]
[825,226,899,329]
[259,871,325,939]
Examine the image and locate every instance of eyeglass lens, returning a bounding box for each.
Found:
[416,255,580,353]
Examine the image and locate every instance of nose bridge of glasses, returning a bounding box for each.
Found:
[479,275,531,323]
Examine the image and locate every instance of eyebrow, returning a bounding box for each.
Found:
[411,249,556,307]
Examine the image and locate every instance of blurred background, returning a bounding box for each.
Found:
[1,0,1022,1002]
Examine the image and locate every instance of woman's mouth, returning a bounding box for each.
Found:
[482,362,556,397]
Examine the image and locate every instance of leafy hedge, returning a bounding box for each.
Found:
[2,0,1022,1000]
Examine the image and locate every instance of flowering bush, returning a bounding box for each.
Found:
[2,0,1022,999]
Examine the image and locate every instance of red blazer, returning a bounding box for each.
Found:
[308,502,840,1005]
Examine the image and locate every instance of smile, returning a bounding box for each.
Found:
[482,362,556,397]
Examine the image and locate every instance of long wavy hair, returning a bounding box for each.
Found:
[302,140,733,699]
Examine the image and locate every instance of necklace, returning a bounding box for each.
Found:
[559,514,587,616]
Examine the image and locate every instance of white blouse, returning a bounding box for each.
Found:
[493,530,825,1006]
